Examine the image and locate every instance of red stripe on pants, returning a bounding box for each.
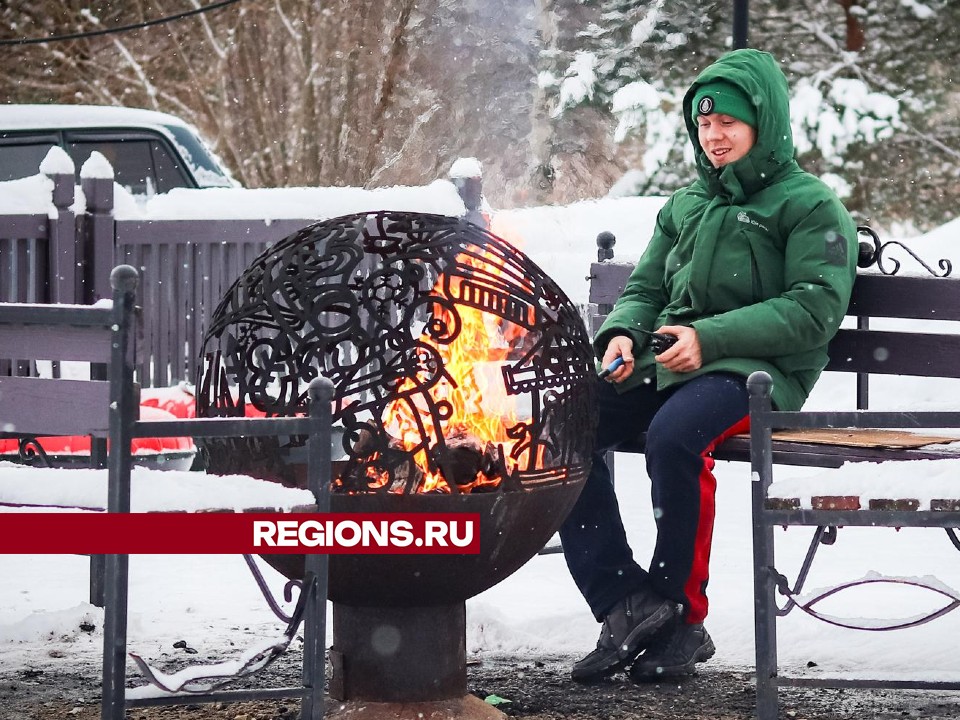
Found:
[682,414,751,624]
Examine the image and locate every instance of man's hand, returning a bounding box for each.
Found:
[600,335,634,383]
[655,325,702,373]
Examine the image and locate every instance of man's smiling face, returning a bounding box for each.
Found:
[697,113,756,168]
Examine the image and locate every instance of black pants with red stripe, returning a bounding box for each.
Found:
[560,372,749,624]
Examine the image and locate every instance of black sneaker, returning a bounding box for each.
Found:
[628,619,715,682]
[571,589,681,683]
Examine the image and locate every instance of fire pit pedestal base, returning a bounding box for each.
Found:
[324,694,505,720]
[330,603,466,702]
[328,602,505,720]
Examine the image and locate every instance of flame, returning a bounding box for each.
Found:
[371,247,539,493]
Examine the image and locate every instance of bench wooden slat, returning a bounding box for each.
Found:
[589,265,960,322]
[588,269,960,389]
[0,304,113,327]
[826,328,960,377]
[720,437,959,465]
[587,310,960,381]
[616,432,960,469]
[847,274,960,321]
[0,324,114,363]
[0,376,110,436]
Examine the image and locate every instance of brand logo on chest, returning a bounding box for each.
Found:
[737,211,769,232]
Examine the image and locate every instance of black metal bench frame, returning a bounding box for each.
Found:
[747,373,960,717]
[0,265,334,720]
[586,230,960,719]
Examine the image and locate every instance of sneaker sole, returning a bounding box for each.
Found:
[571,602,681,683]
[629,636,716,683]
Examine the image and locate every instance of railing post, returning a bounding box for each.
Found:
[301,377,335,720]
[80,156,116,304]
[42,153,77,303]
[448,158,487,228]
[596,231,616,262]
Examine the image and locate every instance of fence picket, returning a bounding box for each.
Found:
[3,165,472,388]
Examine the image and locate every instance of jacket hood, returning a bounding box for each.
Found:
[683,49,795,200]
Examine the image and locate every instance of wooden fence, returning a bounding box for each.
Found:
[1,168,476,387]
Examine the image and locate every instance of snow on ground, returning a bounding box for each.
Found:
[0,461,315,512]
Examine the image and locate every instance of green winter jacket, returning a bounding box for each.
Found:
[595,49,858,411]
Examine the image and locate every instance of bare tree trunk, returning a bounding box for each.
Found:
[0,1,540,204]
[836,0,865,51]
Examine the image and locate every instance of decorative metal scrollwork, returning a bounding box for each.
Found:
[17,437,52,468]
[196,211,597,495]
[130,570,317,693]
[771,569,960,631]
[242,554,303,623]
[770,526,960,629]
[856,225,952,277]
[947,528,960,553]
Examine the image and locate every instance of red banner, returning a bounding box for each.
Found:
[0,513,481,554]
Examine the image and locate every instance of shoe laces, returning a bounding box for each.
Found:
[649,621,690,656]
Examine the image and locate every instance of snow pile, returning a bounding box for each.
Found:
[767,458,960,509]
[448,157,483,178]
[491,195,667,304]
[37,146,75,177]
[0,462,315,512]
[79,151,115,180]
[120,179,467,222]
[0,174,55,215]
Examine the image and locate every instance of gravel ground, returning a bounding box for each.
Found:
[3,647,960,720]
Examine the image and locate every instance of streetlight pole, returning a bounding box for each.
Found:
[733,0,749,49]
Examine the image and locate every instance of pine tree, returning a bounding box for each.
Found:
[537,0,960,229]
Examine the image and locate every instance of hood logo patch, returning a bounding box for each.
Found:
[698,96,714,115]
[737,211,769,232]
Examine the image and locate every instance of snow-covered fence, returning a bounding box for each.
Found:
[0,155,473,388]
[0,171,312,386]
[0,169,78,305]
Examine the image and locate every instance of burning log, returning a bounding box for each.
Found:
[336,428,425,494]
[434,429,502,492]
[336,427,505,494]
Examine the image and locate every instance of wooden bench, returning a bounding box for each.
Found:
[586,231,960,719]
[0,265,334,720]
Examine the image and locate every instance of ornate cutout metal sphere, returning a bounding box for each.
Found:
[196,211,597,494]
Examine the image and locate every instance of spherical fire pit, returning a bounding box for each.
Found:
[196,211,596,718]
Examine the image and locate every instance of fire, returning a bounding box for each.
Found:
[368,248,539,493]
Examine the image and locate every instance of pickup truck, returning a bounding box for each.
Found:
[0,104,236,195]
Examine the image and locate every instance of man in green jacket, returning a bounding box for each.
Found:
[560,49,858,684]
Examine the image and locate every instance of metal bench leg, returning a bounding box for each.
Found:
[89,555,105,607]
[752,515,779,720]
[300,563,328,720]
[89,435,109,608]
[101,553,129,720]
[748,373,778,720]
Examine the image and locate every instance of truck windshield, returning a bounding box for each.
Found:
[164,124,235,188]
